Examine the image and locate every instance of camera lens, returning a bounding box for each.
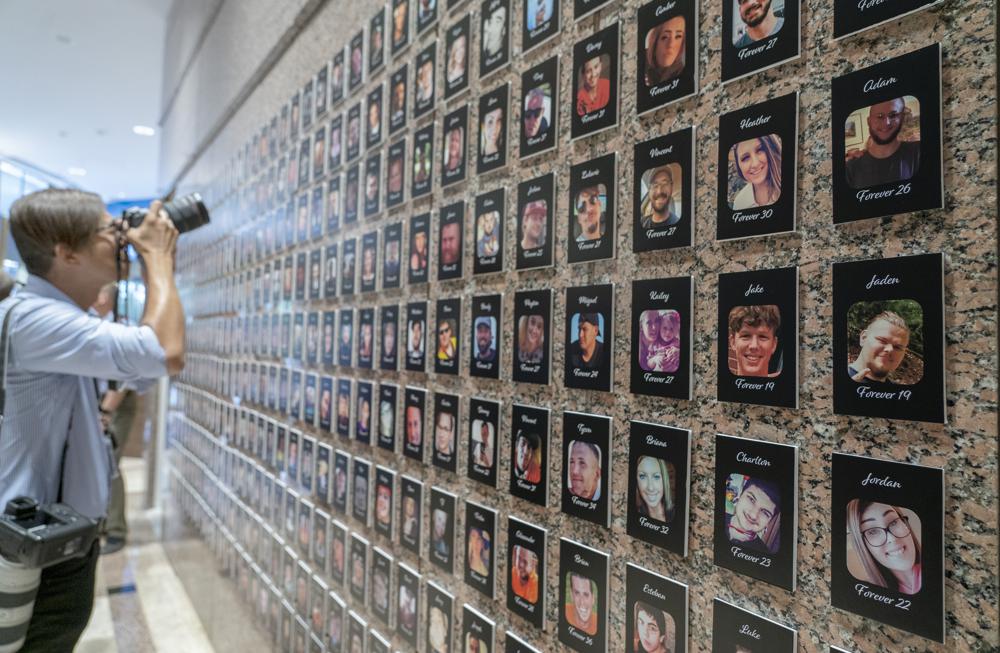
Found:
[162,193,210,234]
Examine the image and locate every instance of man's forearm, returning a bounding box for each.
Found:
[141,256,185,375]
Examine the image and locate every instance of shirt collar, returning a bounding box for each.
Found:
[23,274,80,307]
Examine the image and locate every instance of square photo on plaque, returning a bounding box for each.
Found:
[349,535,369,603]
[438,202,465,280]
[509,404,549,506]
[402,386,425,461]
[336,379,352,438]
[564,284,614,392]
[636,0,698,114]
[831,44,942,224]
[351,457,371,526]
[712,599,796,652]
[568,153,615,263]
[374,466,396,540]
[834,0,942,39]
[414,43,437,119]
[360,232,378,293]
[630,276,693,399]
[830,453,944,642]
[337,308,354,367]
[434,298,462,374]
[571,22,619,139]
[444,15,471,100]
[627,421,691,556]
[386,140,406,208]
[474,188,505,274]
[346,103,362,162]
[507,516,546,628]
[355,381,374,444]
[558,538,609,653]
[463,605,496,653]
[717,92,798,240]
[464,502,497,598]
[721,0,800,83]
[516,174,555,269]
[429,487,457,573]
[377,383,398,451]
[369,7,386,73]
[561,411,612,527]
[480,0,510,78]
[625,563,689,653]
[470,293,501,378]
[427,582,454,653]
[441,105,469,187]
[522,0,559,53]
[397,563,420,645]
[408,212,430,284]
[405,302,428,372]
[432,392,460,472]
[391,0,410,54]
[363,152,382,218]
[341,236,356,293]
[382,223,402,289]
[331,50,346,105]
[412,124,435,198]
[367,84,384,150]
[717,266,798,408]
[512,289,551,385]
[713,433,798,590]
[378,305,399,370]
[519,56,558,159]
[477,83,509,174]
[399,474,424,555]
[467,397,499,486]
[389,66,408,134]
[417,0,438,33]
[633,127,694,251]
[332,451,350,512]
[832,252,944,423]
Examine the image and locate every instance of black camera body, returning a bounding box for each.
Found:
[121,192,210,235]
[0,497,99,569]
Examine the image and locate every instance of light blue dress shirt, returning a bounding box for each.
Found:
[0,275,166,519]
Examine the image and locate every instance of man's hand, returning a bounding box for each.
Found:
[125,200,178,262]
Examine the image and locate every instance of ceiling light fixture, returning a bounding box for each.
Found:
[132,125,156,136]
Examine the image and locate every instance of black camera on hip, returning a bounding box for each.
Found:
[121,192,211,235]
[0,497,99,569]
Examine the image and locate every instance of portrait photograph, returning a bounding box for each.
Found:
[351,457,372,527]
[469,293,501,379]
[366,84,383,149]
[364,153,382,218]
[408,212,430,285]
[417,0,439,34]
[830,453,944,642]
[478,83,509,174]
[327,591,345,651]
[297,139,311,190]
[313,508,330,570]
[357,308,375,368]
[405,301,428,372]
[509,404,550,506]
[832,252,945,423]
[521,0,559,53]
[397,563,421,645]
[347,612,367,653]
[441,105,469,187]
[627,421,691,556]
[561,411,612,527]
[290,91,301,140]
[332,452,350,515]
[336,379,352,438]
[295,196,309,245]
[412,123,435,198]
[519,57,558,159]
[712,599,796,652]
[463,605,496,653]
[516,173,555,269]
[633,127,694,251]
[834,0,942,39]
[391,0,411,53]
[346,102,362,162]
[636,0,698,114]
[300,436,315,491]
[379,304,400,370]
[303,375,317,427]
[721,0,800,83]
[480,0,510,78]
[382,222,403,290]
[507,517,546,628]
[337,307,354,367]
[369,7,386,73]
[716,92,798,240]
[330,49,346,105]
[438,201,465,280]
[512,289,551,385]
[400,474,424,554]
[444,16,471,99]
[435,297,462,375]
[568,153,616,263]
[427,582,454,653]
[349,534,369,603]
[360,232,378,293]
[320,377,334,431]
[564,284,614,392]
[831,45,942,223]
[432,392,460,472]
[571,22,620,139]
[302,79,314,131]
[716,266,798,408]
[376,382,398,451]
[713,433,798,590]
[349,30,364,90]
[312,126,326,181]
[389,65,409,134]
[374,466,396,540]
[429,487,457,573]
[474,188,505,274]
[326,177,341,234]
[323,310,337,366]
[467,397,500,487]
[414,43,437,118]
[630,276,693,399]
[386,139,406,208]
[558,538,609,653]
[625,564,688,653]
[464,502,497,598]
[343,163,359,224]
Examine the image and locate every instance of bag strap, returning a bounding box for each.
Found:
[0,297,25,424]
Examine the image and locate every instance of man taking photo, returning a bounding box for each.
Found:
[0,189,185,651]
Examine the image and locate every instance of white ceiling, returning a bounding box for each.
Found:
[0,0,173,201]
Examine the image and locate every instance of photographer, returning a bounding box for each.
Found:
[0,189,184,651]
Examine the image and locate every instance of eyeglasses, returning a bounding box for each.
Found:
[860,516,911,547]
[524,108,544,120]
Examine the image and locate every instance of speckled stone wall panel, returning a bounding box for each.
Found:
[165,0,998,651]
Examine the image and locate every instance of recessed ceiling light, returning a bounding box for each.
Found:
[68,167,87,177]
[132,125,155,136]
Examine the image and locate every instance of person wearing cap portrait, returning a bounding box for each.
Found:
[474,317,496,363]
[569,312,603,370]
